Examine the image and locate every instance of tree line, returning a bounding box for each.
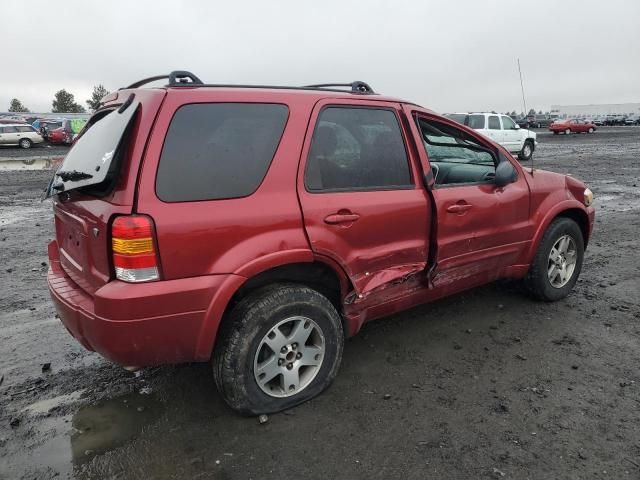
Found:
[7,85,110,114]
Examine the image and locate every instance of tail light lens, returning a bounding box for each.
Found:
[111,215,160,283]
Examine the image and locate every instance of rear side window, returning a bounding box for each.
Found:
[17,126,35,133]
[468,115,485,129]
[156,103,288,202]
[305,107,412,191]
[488,116,501,130]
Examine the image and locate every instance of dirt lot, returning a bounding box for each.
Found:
[1,128,639,479]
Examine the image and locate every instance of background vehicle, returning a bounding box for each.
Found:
[605,114,625,126]
[549,119,596,134]
[529,115,553,128]
[623,114,639,125]
[47,71,595,415]
[47,118,87,145]
[32,119,64,140]
[0,123,43,148]
[447,112,537,160]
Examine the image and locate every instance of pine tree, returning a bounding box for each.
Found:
[8,98,30,112]
[52,90,86,113]
[86,85,110,111]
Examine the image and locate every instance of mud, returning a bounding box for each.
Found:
[1,127,639,479]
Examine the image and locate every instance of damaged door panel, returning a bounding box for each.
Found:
[297,100,431,302]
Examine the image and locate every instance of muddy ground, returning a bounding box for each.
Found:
[0,128,639,479]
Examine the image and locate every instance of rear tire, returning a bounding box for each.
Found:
[524,218,584,302]
[19,138,32,149]
[213,284,344,415]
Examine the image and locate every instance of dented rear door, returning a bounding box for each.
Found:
[297,99,431,298]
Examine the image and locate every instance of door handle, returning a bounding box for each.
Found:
[446,203,473,214]
[324,212,360,224]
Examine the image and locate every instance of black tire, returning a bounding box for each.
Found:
[19,138,32,149]
[525,217,584,302]
[213,284,344,415]
[553,131,559,135]
[518,139,534,161]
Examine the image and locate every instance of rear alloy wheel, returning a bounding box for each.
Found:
[565,128,571,135]
[525,217,584,301]
[213,284,344,415]
[518,140,534,161]
[588,127,594,133]
[19,138,32,149]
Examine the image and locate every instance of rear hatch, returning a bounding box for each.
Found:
[47,88,166,295]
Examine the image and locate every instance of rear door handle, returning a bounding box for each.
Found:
[446,203,473,214]
[324,212,360,224]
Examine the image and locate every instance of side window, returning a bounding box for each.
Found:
[305,107,412,192]
[501,116,516,130]
[17,126,34,133]
[156,103,289,202]
[467,114,485,129]
[488,116,501,130]
[417,118,497,186]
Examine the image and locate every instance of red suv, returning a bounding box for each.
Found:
[47,71,595,415]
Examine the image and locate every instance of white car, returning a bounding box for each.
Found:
[0,124,44,149]
[446,113,537,161]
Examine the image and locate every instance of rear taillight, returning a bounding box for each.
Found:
[111,215,160,283]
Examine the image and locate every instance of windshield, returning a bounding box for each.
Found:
[47,97,138,196]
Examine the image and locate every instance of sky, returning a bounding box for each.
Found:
[2,0,639,114]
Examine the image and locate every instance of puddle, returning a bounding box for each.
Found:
[0,157,62,171]
[70,392,163,463]
[1,391,164,478]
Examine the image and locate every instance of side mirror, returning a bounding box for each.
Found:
[514,124,521,130]
[494,159,517,187]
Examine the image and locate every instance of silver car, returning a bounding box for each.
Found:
[0,124,44,149]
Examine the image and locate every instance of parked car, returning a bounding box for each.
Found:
[605,114,625,126]
[623,115,639,125]
[549,119,596,135]
[446,112,537,160]
[591,117,605,126]
[32,119,63,140]
[46,71,595,415]
[529,115,553,128]
[0,123,43,148]
[47,118,88,145]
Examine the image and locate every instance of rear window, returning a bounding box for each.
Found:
[156,103,289,202]
[46,97,139,197]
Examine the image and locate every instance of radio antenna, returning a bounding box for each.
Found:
[517,58,534,173]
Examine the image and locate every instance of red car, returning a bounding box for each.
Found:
[549,119,597,135]
[46,126,73,145]
[47,71,595,415]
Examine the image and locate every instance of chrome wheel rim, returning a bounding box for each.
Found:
[547,235,577,288]
[523,144,532,157]
[253,316,325,398]
[565,128,571,134]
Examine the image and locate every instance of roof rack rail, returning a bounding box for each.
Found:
[304,81,375,94]
[124,71,204,89]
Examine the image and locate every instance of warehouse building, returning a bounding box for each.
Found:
[550,103,640,118]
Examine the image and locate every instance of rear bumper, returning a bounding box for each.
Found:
[47,240,241,366]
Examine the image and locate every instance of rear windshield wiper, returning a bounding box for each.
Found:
[56,170,94,182]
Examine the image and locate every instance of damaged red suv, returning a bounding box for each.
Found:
[47,71,595,415]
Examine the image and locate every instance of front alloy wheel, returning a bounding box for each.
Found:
[547,235,578,288]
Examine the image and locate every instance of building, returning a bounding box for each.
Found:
[550,103,640,118]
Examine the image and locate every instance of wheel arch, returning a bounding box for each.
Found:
[526,203,591,263]
[196,256,354,361]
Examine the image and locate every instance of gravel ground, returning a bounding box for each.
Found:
[0,127,639,479]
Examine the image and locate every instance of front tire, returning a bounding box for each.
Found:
[525,218,584,301]
[564,128,571,135]
[19,138,32,149]
[213,284,344,415]
[518,140,534,161]
[588,127,594,133]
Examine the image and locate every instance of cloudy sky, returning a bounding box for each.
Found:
[2,0,639,114]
